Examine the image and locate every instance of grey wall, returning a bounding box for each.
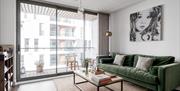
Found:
[0,0,16,44]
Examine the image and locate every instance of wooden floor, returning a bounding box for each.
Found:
[11,75,148,91]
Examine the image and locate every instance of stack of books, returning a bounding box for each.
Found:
[91,74,112,85]
[95,69,104,75]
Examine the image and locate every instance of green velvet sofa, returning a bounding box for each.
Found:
[97,54,180,91]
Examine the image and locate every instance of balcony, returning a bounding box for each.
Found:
[20,47,97,78]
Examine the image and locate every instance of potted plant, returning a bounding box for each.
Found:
[34,60,44,73]
[84,58,91,74]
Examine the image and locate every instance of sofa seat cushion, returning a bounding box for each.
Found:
[98,64,119,74]
[98,64,158,85]
[117,66,158,84]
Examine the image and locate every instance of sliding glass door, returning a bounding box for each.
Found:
[18,1,98,81]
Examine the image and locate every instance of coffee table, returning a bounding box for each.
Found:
[73,70,123,91]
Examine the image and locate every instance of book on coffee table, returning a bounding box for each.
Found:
[91,74,112,85]
[105,72,116,78]
[95,69,104,75]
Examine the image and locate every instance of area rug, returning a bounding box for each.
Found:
[17,80,57,91]
[53,75,148,91]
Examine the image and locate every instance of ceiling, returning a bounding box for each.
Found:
[21,3,97,21]
[41,0,145,13]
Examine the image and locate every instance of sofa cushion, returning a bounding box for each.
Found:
[98,64,158,84]
[100,58,114,64]
[110,53,134,67]
[123,54,135,67]
[113,55,125,65]
[135,56,153,71]
[98,64,119,74]
[96,55,112,63]
[110,52,118,59]
[133,54,175,67]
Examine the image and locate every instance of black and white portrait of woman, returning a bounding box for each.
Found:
[130,5,162,41]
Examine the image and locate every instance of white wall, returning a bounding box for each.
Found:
[0,0,16,82]
[109,0,180,61]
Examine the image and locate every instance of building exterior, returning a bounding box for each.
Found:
[20,10,98,77]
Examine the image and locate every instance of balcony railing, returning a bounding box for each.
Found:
[20,47,97,78]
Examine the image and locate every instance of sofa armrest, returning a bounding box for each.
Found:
[158,63,180,91]
[100,58,114,64]
[96,55,112,63]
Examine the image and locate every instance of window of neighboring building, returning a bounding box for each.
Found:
[20,55,26,74]
[50,24,56,36]
[85,40,91,47]
[60,27,74,37]
[21,55,24,66]
[88,40,91,47]
[64,40,75,51]
[25,38,29,52]
[50,16,55,21]
[34,39,38,51]
[24,13,27,19]
[65,40,74,47]
[85,40,88,47]
[34,15,36,20]
[39,54,44,63]
[65,28,74,37]
[39,23,44,36]
[63,18,71,24]
[50,39,56,51]
[50,54,56,66]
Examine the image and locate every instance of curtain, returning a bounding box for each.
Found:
[98,13,109,55]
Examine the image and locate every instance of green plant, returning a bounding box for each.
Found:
[84,58,91,67]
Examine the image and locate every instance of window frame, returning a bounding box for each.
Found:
[16,0,97,82]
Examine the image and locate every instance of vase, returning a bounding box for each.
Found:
[85,61,89,75]
[36,65,43,73]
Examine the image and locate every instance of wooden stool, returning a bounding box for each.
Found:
[66,55,79,70]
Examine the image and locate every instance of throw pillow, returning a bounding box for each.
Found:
[135,56,153,71]
[113,55,125,66]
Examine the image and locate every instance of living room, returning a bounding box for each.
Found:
[0,0,180,91]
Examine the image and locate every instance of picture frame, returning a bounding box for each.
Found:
[130,5,162,42]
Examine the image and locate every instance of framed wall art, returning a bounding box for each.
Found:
[130,5,162,42]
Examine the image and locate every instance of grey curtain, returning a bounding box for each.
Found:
[98,13,109,55]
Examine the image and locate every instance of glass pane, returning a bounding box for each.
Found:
[20,3,56,49]
[20,49,56,78]
[85,14,98,68]
[57,10,84,72]
[20,3,57,78]
[19,2,99,80]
